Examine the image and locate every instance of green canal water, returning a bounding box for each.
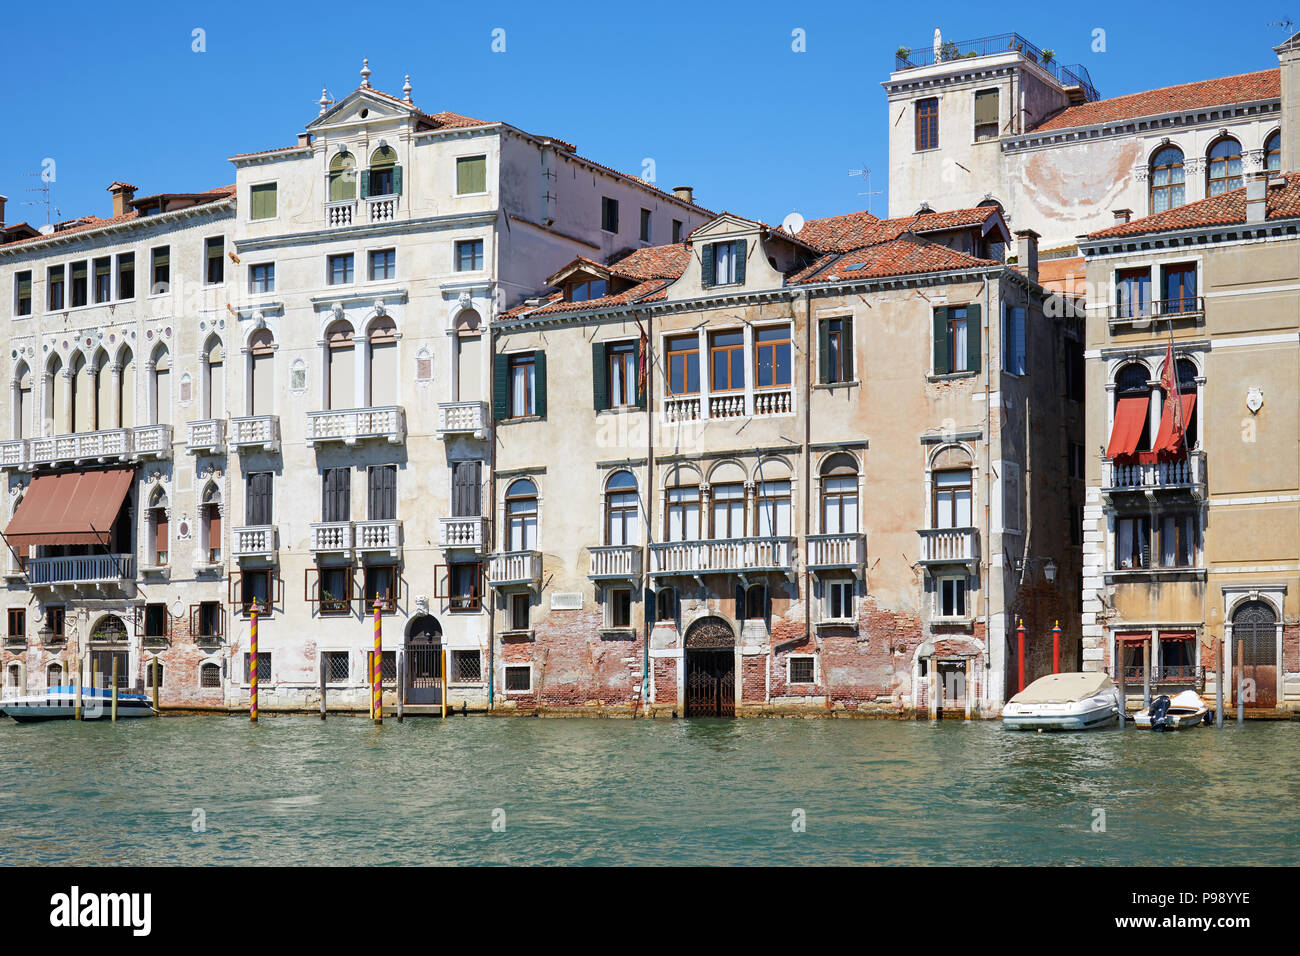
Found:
[1,715,1296,866]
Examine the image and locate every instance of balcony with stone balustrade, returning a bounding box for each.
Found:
[439,516,487,552]
[310,522,354,557]
[354,519,402,559]
[186,419,227,455]
[806,533,866,575]
[27,553,134,587]
[228,416,280,453]
[649,537,795,581]
[436,401,489,439]
[588,545,642,581]
[0,425,173,470]
[916,527,979,569]
[306,406,406,447]
[231,525,278,561]
[487,550,542,589]
[1102,450,1206,501]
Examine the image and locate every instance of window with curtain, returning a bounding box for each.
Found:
[821,317,852,383]
[508,354,535,417]
[1161,263,1197,313]
[456,155,487,194]
[249,183,277,220]
[605,471,639,546]
[1150,146,1185,213]
[1116,268,1152,318]
[506,479,538,550]
[1157,512,1197,568]
[1207,138,1243,195]
[665,485,700,541]
[932,470,972,529]
[755,480,791,537]
[711,483,745,539]
[1116,515,1151,570]
[608,342,637,407]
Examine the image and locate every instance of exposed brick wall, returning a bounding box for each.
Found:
[520,609,642,709]
[742,656,765,700]
[654,657,677,706]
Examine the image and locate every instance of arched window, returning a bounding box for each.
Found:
[325,320,355,411]
[711,482,745,539]
[1207,137,1243,195]
[13,362,31,439]
[1112,362,1154,456]
[92,349,111,429]
[505,479,538,551]
[203,337,224,419]
[665,473,701,542]
[200,661,222,688]
[931,447,974,530]
[329,152,356,202]
[201,483,222,563]
[455,310,481,402]
[150,346,171,426]
[8,663,22,691]
[820,454,859,534]
[743,583,769,622]
[605,471,638,546]
[367,316,397,406]
[47,354,66,435]
[46,662,63,687]
[117,347,135,429]
[1265,130,1282,172]
[148,487,169,566]
[248,329,274,415]
[368,146,398,196]
[654,586,678,624]
[1150,146,1185,213]
[69,352,88,433]
[756,479,791,537]
[1116,362,1149,395]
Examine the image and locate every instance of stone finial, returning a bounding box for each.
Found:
[402,72,412,103]
[360,57,371,88]
[319,86,330,115]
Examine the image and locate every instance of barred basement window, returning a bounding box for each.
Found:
[453,650,482,682]
[145,660,164,688]
[200,662,221,688]
[324,651,350,684]
[789,656,815,684]
[505,665,531,692]
[242,653,272,683]
[7,664,20,689]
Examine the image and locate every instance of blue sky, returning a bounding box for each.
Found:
[2,1,1291,229]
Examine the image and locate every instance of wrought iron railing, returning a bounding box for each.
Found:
[894,33,1098,101]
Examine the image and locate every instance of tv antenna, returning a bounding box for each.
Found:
[1267,16,1295,34]
[848,165,883,214]
[21,172,59,226]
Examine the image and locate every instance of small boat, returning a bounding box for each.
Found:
[1,685,157,723]
[1133,690,1209,730]
[1001,672,1121,731]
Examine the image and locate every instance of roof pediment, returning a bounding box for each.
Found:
[545,257,611,287]
[307,88,417,131]
[689,213,765,242]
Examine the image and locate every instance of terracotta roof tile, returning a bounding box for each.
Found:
[0,186,234,250]
[1086,173,1300,239]
[1032,69,1279,133]
[797,206,1001,253]
[788,235,999,284]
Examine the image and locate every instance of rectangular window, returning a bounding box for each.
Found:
[448,562,481,612]
[327,253,354,286]
[822,317,852,384]
[1161,263,1197,314]
[246,472,273,526]
[665,486,701,542]
[116,253,135,300]
[709,240,745,286]
[239,570,274,615]
[755,325,792,389]
[250,183,277,220]
[789,656,815,684]
[318,565,352,615]
[367,465,397,521]
[826,579,854,620]
[201,662,222,687]
[368,248,396,281]
[70,261,88,307]
[47,606,65,639]
[242,652,272,683]
[1003,305,1026,375]
[510,592,530,630]
[711,483,746,539]
[324,651,350,683]
[322,467,351,523]
[942,307,971,373]
[916,97,939,150]
[710,330,745,392]
[607,588,632,628]
[364,564,400,612]
[974,88,999,142]
[756,481,791,537]
[144,603,167,639]
[570,278,607,302]
[601,196,619,233]
[456,155,487,194]
[938,577,967,618]
[1157,513,1198,568]
[47,265,65,310]
[608,342,637,407]
[249,263,275,294]
[7,608,25,641]
[1116,515,1151,570]
[93,257,111,303]
[744,584,768,621]
[666,335,700,395]
[672,219,683,243]
[508,353,536,417]
[14,271,31,316]
[452,649,482,682]
[1116,268,1151,318]
[655,587,678,624]
[933,470,973,529]
[205,236,225,285]
[505,665,531,692]
[640,208,652,242]
[197,601,222,640]
[151,246,170,295]
[455,239,484,272]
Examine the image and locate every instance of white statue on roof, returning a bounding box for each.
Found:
[933,28,941,61]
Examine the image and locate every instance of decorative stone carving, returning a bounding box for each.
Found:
[684,616,736,649]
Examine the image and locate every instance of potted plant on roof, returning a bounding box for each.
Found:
[896,45,911,63]
[1041,49,1056,64]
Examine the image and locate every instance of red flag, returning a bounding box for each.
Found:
[634,318,649,396]
[1158,341,1175,395]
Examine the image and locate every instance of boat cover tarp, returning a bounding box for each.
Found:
[1009,672,1115,704]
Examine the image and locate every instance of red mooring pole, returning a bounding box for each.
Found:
[1017,618,1027,693]
[1052,620,1061,674]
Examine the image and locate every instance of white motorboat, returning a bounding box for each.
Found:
[1001,672,1121,731]
[1133,690,1209,730]
[1,685,157,722]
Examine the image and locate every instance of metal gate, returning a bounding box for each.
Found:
[405,642,443,705]
[1233,601,1278,709]
[685,651,734,718]
[89,650,129,690]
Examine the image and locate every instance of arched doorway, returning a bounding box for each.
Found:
[405,615,443,705]
[88,614,130,690]
[1232,601,1278,709]
[684,616,735,717]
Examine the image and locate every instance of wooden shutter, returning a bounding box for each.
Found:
[701,243,715,288]
[966,304,982,372]
[645,586,656,624]
[369,466,396,521]
[155,513,168,555]
[392,165,403,195]
[453,460,481,517]
[734,240,746,284]
[841,317,854,383]
[359,170,371,199]
[534,351,547,418]
[818,320,830,383]
[734,584,745,619]
[492,354,509,419]
[323,468,350,522]
[247,473,272,525]
[933,308,949,374]
[1013,307,1026,374]
[591,342,608,411]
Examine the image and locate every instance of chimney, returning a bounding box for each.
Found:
[297,132,313,147]
[0,193,6,228]
[1112,208,1132,225]
[107,182,137,218]
[673,185,694,204]
[1015,228,1040,285]
[1246,170,1268,224]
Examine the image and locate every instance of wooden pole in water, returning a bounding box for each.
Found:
[1142,638,1151,710]
[1052,620,1061,674]
[1016,618,1026,693]
[397,650,404,723]
[151,657,160,712]
[1215,637,1224,729]
[1117,640,1126,728]
[929,660,938,719]
[319,651,327,720]
[74,653,82,721]
[1237,638,1245,726]
[249,602,259,724]
[441,645,449,719]
[373,599,383,725]
[110,654,118,722]
[964,657,972,720]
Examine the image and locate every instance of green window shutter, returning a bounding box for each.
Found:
[933,307,949,374]
[700,242,715,288]
[966,304,981,371]
[457,156,486,194]
[492,354,509,419]
[842,317,854,383]
[360,170,371,199]
[250,184,276,220]
[818,319,830,383]
[591,342,608,411]
[734,240,746,284]
[392,165,403,196]
[534,350,547,418]
[645,587,657,624]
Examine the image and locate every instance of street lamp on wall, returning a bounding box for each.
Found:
[1043,559,1057,583]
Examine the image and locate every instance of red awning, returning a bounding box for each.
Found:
[1158,631,1196,642]
[1150,392,1196,459]
[3,469,134,547]
[1115,633,1152,643]
[1105,395,1150,461]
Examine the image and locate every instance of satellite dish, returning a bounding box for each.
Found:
[782,211,805,235]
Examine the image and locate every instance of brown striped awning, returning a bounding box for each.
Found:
[3,468,134,546]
